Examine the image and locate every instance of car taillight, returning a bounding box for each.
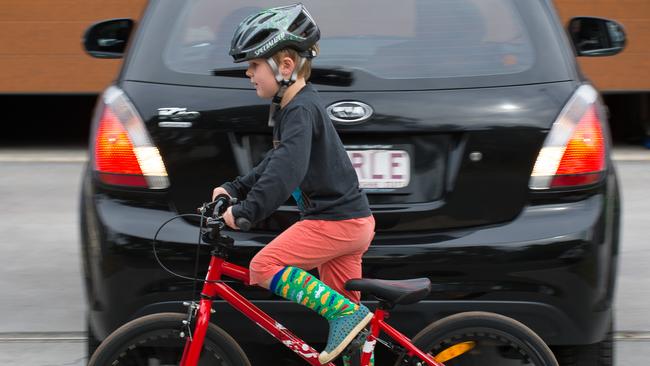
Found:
[529,85,606,190]
[93,86,169,189]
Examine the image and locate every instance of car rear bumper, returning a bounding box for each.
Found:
[81,173,618,346]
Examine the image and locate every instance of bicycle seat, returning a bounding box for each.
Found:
[345,278,431,305]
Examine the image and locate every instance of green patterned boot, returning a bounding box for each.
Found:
[270,266,373,363]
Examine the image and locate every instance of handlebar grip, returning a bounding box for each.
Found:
[236,217,252,231]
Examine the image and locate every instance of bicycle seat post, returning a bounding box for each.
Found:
[377,300,394,312]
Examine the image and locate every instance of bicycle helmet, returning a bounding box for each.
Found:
[229,3,320,63]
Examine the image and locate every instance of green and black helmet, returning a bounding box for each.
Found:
[229,3,320,63]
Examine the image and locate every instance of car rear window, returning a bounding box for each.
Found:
[164,0,533,79]
[125,0,570,90]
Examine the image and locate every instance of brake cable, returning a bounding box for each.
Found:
[151,208,228,284]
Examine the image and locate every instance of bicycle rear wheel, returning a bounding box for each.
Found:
[396,311,558,366]
[88,312,250,366]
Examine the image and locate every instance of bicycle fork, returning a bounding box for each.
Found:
[179,254,226,366]
[179,297,214,365]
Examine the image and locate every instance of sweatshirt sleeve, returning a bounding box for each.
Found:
[232,105,313,223]
[220,149,273,199]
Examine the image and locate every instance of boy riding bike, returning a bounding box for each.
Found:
[211,4,375,364]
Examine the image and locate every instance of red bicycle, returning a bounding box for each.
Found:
[88,196,558,366]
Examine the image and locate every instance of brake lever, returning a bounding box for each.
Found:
[197,196,238,216]
[212,195,238,217]
[198,196,250,234]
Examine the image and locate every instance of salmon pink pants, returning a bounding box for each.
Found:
[249,215,375,303]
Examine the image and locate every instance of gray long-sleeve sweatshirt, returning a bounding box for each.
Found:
[221,83,371,224]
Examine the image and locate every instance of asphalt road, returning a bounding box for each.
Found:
[0,146,649,365]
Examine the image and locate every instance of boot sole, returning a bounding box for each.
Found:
[318,312,374,364]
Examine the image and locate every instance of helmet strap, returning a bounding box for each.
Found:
[266,56,307,127]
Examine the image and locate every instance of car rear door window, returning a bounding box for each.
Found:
[126,0,569,90]
[165,0,533,79]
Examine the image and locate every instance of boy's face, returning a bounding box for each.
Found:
[245,59,279,99]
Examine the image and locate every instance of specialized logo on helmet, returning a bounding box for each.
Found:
[255,32,286,57]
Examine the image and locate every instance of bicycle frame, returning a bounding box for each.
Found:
[179,253,444,366]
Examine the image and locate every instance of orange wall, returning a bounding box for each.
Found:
[1,1,647,93]
[0,0,147,93]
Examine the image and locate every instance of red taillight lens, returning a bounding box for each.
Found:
[530,85,607,190]
[93,86,169,189]
[551,106,605,188]
[95,107,147,186]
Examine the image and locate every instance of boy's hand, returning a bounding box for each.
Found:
[223,206,240,230]
[212,187,231,201]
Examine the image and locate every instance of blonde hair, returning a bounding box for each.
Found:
[271,44,320,80]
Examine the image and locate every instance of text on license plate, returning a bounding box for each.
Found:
[346,150,410,189]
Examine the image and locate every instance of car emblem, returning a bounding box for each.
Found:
[326,101,373,124]
[157,107,200,128]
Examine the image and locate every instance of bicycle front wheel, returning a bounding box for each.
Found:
[397,311,558,366]
[88,312,251,366]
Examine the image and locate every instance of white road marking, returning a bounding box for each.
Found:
[0,332,86,343]
[0,149,87,163]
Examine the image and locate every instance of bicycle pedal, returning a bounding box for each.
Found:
[346,328,370,353]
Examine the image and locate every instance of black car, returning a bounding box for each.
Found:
[81,1,624,365]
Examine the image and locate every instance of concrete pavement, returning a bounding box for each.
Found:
[1,144,649,365]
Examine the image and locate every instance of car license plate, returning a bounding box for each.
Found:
[346,150,410,189]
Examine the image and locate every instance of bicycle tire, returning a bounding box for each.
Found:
[88,312,251,366]
[395,311,558,366]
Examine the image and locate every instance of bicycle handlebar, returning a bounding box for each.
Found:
[202,195,252,232]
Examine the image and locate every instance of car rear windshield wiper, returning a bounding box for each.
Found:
[311,67,354,86]
[212,66,354,87]
[212,67,247,78]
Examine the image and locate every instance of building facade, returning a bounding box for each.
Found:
[1,0,648,144]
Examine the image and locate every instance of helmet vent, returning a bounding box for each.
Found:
[232,32,243,49]
[289,13,307,33]
[245,30,272,49]
[258,13,274,24]
[245,13,263,25]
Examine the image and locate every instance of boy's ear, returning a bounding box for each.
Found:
[279,56,296,78]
